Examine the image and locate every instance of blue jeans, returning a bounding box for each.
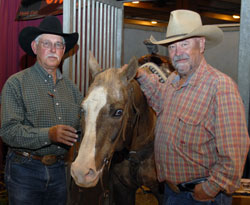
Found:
[5,151,67,205]
[163,183,232,205]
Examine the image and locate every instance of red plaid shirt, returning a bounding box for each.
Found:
[137,59,249,197]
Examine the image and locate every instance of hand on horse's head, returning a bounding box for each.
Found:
[48,125,78,146]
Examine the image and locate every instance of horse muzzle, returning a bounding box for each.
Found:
[71,161,103,188]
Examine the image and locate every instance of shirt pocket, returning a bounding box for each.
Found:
[176,98,212,147]
[177,87,214,127]
[176,108,215,166]
[178,110,204,126]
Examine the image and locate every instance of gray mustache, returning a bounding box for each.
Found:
[46,54,59,60]
[173,54,189,63]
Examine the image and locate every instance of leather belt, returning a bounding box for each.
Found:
[166,177,208,193]
[13,150,64,166]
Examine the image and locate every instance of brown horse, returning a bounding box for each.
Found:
[71,53,163,204]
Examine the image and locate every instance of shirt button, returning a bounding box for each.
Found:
[58,117,62,120]
[56,103,59,106]
[44,142,48,145]
[54,89,56,92]
[57,146,61,149]
[180,140,185,144]
[45,80,47,83]
[48,75,52,78]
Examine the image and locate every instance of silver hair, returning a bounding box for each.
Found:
[34,34,65,44]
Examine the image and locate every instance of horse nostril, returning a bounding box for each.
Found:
[86,168,95,177]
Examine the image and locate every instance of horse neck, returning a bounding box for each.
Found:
[126,80,156,152]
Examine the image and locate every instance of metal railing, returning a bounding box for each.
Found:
[63,0,123,95]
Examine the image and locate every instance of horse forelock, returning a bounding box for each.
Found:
[91,68,128,101]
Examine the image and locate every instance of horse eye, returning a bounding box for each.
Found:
[113,109,123,117]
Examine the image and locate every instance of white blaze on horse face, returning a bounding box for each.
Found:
[83,86,107,141]
[71,86,107,187]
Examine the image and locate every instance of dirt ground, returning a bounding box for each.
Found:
[136,187,158,205]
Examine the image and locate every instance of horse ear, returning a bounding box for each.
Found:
[120,56,138,84]
[88,51,102,77]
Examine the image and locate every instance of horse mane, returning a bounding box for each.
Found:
[121,79,156,151]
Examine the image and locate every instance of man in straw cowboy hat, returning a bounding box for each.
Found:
[0,16,83,204]
[135,10,249,204]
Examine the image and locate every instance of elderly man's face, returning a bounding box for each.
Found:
[31,34,65,71]
[168,37,205,77]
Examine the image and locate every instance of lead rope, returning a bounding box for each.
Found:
[98,112,129,205]
[99,156,112,205]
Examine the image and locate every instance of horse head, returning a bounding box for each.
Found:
[71,53,151,188]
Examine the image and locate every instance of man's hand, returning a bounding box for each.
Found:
[49,125,78,146]
[193,183,215,202]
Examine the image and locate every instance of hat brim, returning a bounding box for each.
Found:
[149,25,223,49]
[19,27,79,56]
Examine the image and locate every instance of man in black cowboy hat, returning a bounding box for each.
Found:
[135,10,249,204]
[0,16,83,204]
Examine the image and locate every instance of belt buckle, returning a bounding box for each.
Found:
[41,155,57,166]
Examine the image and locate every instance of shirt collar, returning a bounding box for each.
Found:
[34,62,63,81]
[171,58,208,88]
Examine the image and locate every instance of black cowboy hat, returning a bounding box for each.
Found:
[18,16,79,56]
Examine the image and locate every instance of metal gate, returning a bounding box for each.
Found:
[63,0,123,95]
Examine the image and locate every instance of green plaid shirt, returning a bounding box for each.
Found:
[0,62,83,156]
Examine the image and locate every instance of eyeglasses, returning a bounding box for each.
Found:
[40,40,65,49]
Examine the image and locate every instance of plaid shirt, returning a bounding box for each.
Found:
[0,62,83,156]
[137,58,250,196]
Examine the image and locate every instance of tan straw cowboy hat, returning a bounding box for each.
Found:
[150,9,223,48]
